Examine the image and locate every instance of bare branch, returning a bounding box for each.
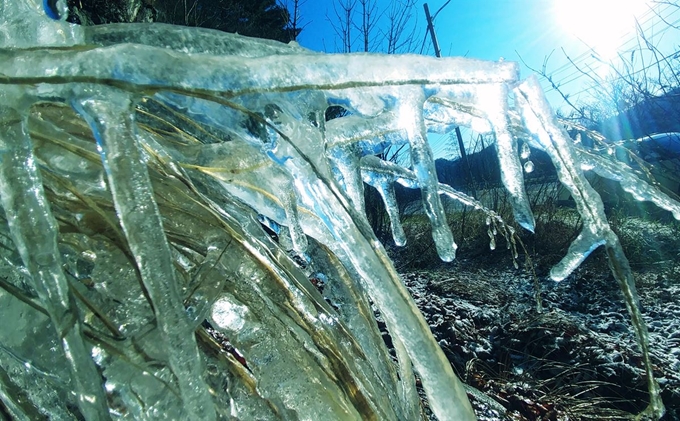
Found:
[517,51,600,127]
[327,0,357,52]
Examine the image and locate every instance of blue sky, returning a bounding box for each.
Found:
[285,0,679,157]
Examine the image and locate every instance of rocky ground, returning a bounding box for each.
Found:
[389,254,680,420]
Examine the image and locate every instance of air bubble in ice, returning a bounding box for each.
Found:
[211,296,249,332]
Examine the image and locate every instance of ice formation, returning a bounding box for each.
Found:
[0,0,675,419]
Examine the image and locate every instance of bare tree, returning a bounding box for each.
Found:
[279,0,307,40]
[530,0,680,134]
[383,0,418,54]
[329,0,356,52]
[355,0,380,52]
[327,0,420,55]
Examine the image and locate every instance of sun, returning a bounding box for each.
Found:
[554,0,650,59]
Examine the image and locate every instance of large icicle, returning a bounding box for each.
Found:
[71,87,216,421]
[399,89,457,261]
[325,111,400,215]
[268,132,476,421]
[515,77,620,280]
[478,83,535,232]
[515,76,664,419]
[0,101,111,420]
[361,155,407,246]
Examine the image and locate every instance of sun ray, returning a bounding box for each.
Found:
[554,0,650,59]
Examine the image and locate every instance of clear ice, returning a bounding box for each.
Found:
[0,0,674,419]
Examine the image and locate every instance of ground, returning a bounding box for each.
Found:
[390,254,680,420]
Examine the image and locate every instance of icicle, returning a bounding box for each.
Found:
[0,102,111,420]
[515,76,665,419]
[488,227,497,250]
[325,110,405,216]
[71,87,216,421]
[361,156,407,246]
[478,83,536,232]
[303,240,408,417]
[398,89,457,261]
[515,78,611,282]
[327,144,367,214]
[269,138,475,421]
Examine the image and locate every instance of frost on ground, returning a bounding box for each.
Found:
[396,258,680,420]
[0,0,678,420]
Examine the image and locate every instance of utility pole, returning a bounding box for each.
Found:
[424,3,473,194]
[424,3,441,58]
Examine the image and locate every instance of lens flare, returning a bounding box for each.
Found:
[554,0,650,59]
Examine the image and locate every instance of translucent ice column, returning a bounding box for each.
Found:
[399,88,457,261]
[72,87,216,420]
[515,76,664,419]
[477,83,535,232]
[0,97,110,420]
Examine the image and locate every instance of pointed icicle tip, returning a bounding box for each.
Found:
[515,209,535,233]
[435,241,457,262]
[549,269,566,283]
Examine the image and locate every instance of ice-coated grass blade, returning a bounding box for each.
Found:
[0,103,111,420]
[515,76,664,420]
[71,87,216,421]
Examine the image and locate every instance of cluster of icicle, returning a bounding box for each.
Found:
[0,0,676,419]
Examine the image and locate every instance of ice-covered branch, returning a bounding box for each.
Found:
[0,98,110,420]
[578,147,680,220]
[515,76,664,419]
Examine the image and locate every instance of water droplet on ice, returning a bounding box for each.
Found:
[91,346,105,364]
[520,142,531,159]
[523,161,534,173]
